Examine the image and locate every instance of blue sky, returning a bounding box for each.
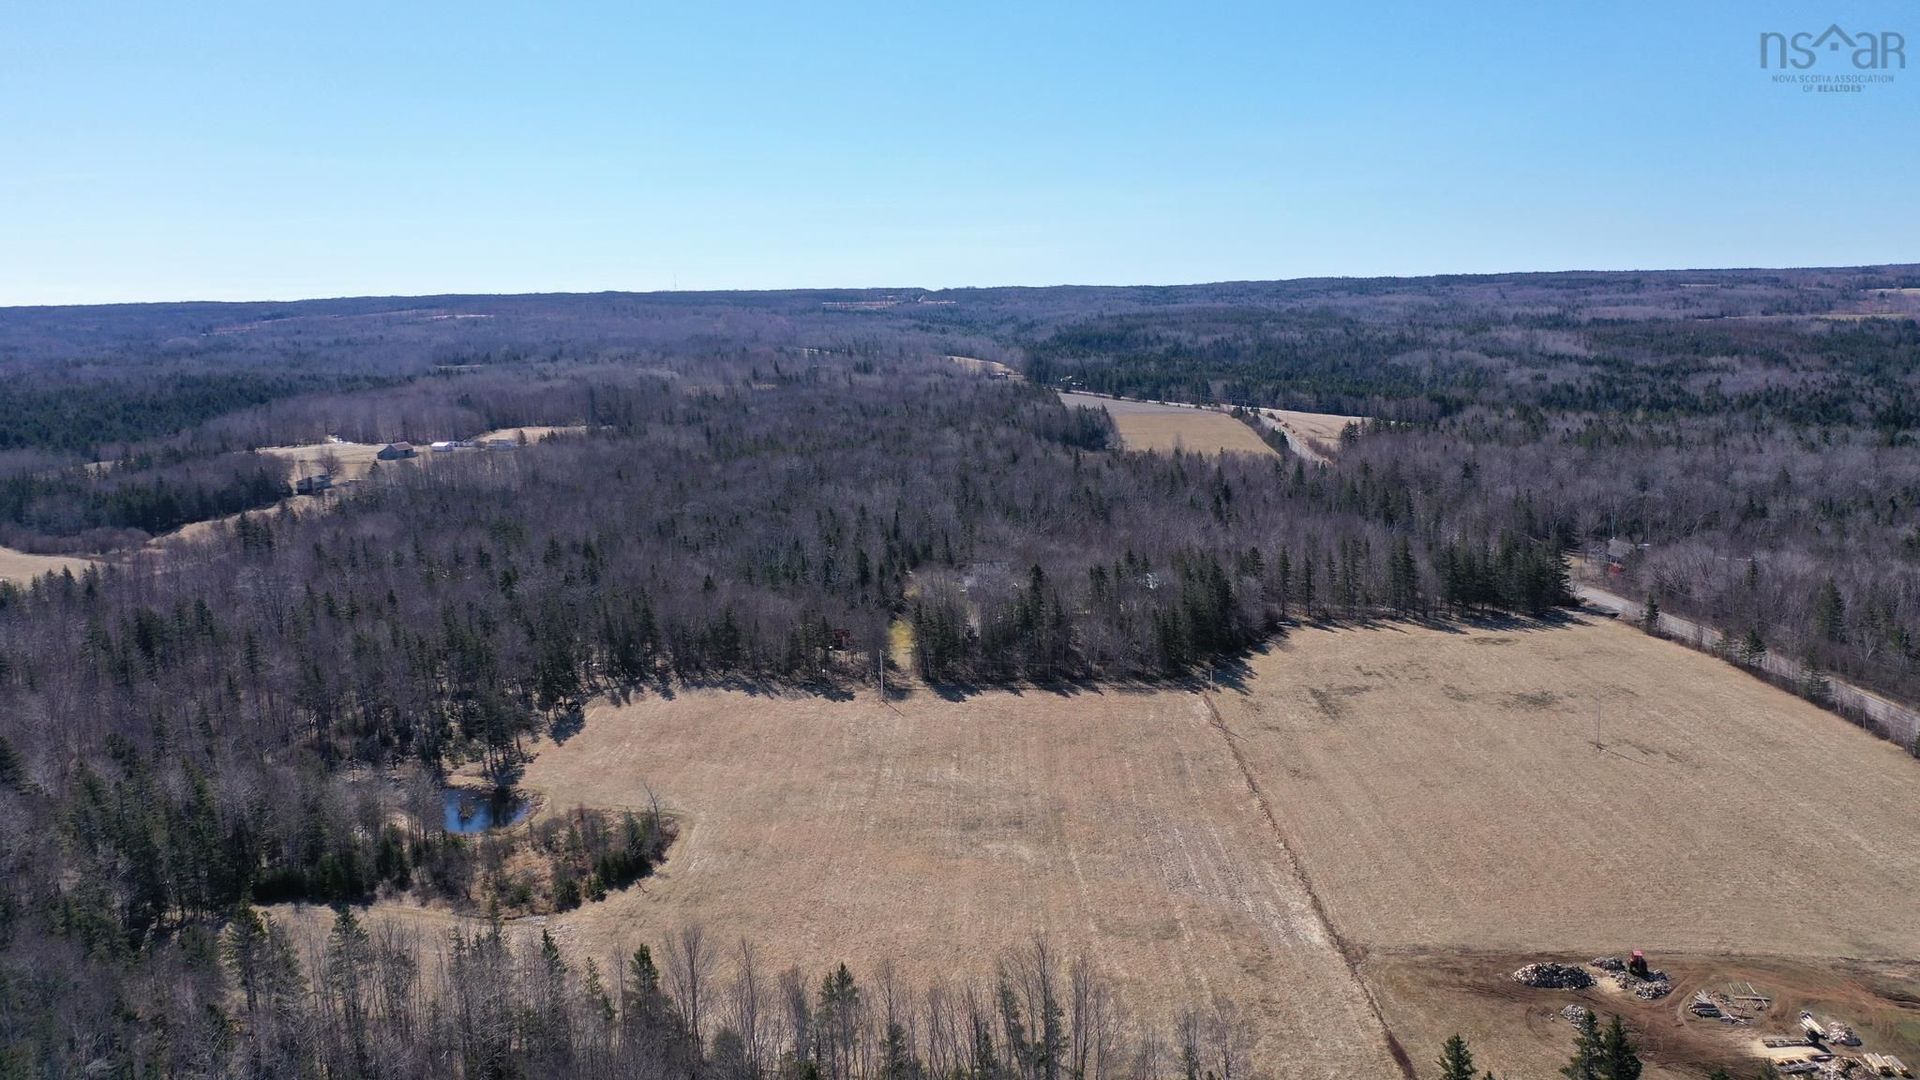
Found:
[2,1,1914,304]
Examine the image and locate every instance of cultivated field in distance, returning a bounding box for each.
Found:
[256,439,388,483]
[1058,391,1277,457]
[1250,407,1368,462]
[0,545,93,586]
[473,424,587,443]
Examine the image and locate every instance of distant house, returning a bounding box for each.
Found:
[1606,538,1635,574]
[429,440,456,453]
[294,473,333,495]
[482,438,517,452]
[377,441,416,460]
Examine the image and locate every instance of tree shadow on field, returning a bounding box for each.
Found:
[1160,653,1257,695]
[927,679,985,702]
[923,674,1106,702]
[1285,608,1590,639]
[548,703,586,744]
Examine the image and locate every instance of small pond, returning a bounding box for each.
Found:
[442,788,531,834]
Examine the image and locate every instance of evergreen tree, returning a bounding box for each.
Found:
[225,899,271,1013]
[1814,578,1846,643]
[1799,665,1832,705]
[0,734,22,790]
[1562,1008,1602,1080]
[1390,537,1420,614]
[818,963,860,1080]
[1596,1015,1642,1080]
[1438,1033,1478,1080]
[629,944,662,998]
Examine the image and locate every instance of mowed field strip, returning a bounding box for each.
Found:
[1058,392,1278,457]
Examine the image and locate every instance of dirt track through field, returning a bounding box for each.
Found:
[1200,693,1416,1078]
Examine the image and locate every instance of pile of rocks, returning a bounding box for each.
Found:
[1513,963,1595,990]
[1591,955,1672,999]
[1561,1004,1593,1024]
[1609,969,1672,1000]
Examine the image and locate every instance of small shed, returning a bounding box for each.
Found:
[429,440,456,453]
[377,441,416,460]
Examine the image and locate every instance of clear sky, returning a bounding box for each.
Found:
[2,1,1914,305]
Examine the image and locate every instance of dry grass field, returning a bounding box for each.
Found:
[1252,408,1367,462]
[1058,392,1277,457]
[946,355,1024,380]
[0,545,94,586]
[272,616,1920,1077]
[1214,620,1920,960]
[257,439,387,482]
[473,424,587,443]
[510,684,1402,1077]
[1211,618,1920,1077]
[256,426,581,485]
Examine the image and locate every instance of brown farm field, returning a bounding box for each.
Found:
[1252,407,1368,462]
[0,545,94,586]
[512,682,1402,1078]
[275,616,1920,1078]
[473,423,587,443]
[1059,392,1277,457]
[1216,619,1920,959]
[256,426,582,484]
[256,439,388,482]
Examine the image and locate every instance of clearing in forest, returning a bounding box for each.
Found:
[281,617,1920,1079]
[472,424,587,443]
[0,545,93,586]
[256,440,388,482]
[1057,392,1277,457]
[946,355,1025,381]
[1249,407,1368,462]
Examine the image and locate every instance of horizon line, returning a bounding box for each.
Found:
[7,261,1920,312]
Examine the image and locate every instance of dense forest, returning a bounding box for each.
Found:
[0,268,1915,1076]
[1002,276,1920,713]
